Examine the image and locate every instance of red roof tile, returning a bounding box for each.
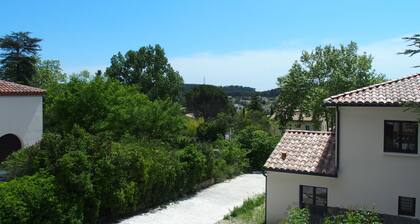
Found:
[0,80,45,96]
[264,130,336,176]
[324,74,420,106]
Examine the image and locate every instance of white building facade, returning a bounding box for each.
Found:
[0,81,44,162]
[265,74,420,223]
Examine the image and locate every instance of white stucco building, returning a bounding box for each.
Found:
[264,74,420,223]
[0,80,44,162]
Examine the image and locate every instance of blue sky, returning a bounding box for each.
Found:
[1,1,420,90]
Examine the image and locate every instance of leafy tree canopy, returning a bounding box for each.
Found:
[0,32,41,85]
[276,42,385,130]
[44,76,186,142]
[31,60,67,88]
[105,44,184,101]
[185,85,233,120]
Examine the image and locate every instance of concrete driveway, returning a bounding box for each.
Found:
[119,174,265,224]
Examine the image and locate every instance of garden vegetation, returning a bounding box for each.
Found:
[0,32,279,223]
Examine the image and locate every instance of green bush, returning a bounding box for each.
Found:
[213,139,248,180]
[284,208,310,224]
[323,210,382,224]
[0,173,64,224]
[197,119,227,142]
[235,127,277,171]
[177,145,207,191]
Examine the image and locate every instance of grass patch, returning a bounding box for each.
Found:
[222,194,265,224]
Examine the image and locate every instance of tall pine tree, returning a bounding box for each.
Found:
[0,32,42,85]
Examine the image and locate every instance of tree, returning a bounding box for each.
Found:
[105,44,184,101]
[235,127,277,170]
[0,32,42,85]
[276,42,385,130]
[247,94,263,111]
[185,85,232,120]
[31,60,67,88]
[44,76,186,142]
[400,34,420,67]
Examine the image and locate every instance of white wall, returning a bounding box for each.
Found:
[266,107,420,224]
[338,107,420,218]
[0,96,43,147]
[266,171,338,224]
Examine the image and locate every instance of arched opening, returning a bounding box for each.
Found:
[0,134,22,162]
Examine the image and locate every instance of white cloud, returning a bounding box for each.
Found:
[170,37,420,90]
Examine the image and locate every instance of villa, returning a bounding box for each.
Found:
[264,74,420,223]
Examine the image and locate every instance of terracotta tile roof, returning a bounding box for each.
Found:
[264,130,336,177]
[0,80,45,96]
[324,74,420,106]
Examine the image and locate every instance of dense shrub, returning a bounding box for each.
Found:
[197,119,226,142]
[235,127,277,170]
[282,207,383,224]
[213,139,248,180]
[0,129,249,222]
[0,173,64,224]
[234,110,271,133]
[323,210,382,224]
[177,145,207,191]
[284,208,310,224]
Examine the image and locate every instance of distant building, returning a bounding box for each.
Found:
[287,110,327,131]
[233,103,244,112]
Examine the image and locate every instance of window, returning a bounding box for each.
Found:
[399,196,416,216]
[384,121,418,154]
[299,185,327,209]
[305,124,311,130]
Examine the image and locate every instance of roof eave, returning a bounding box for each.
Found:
[0,92,45,96]
[263,167,338,178]
[322,102,415,107]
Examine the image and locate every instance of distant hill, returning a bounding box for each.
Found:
[220,85,255,97]
[259,88,279,98]
[183,84,279,98]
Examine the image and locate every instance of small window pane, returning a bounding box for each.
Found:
[315,188,327,207]
[384,121,396,151]
[399,196,416,216]
[301,186,313,207]
[402,122,417,152]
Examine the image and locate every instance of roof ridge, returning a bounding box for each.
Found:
[286,129,334,134]
[324,73,420,103]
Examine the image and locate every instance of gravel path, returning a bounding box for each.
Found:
[119,174,265,224]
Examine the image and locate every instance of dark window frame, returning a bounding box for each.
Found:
[384,120,418,154]
[299,185,328,209]
[398,196,416,217]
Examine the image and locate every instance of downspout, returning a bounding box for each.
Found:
[336,106,340,172]
[263,170,267,224]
